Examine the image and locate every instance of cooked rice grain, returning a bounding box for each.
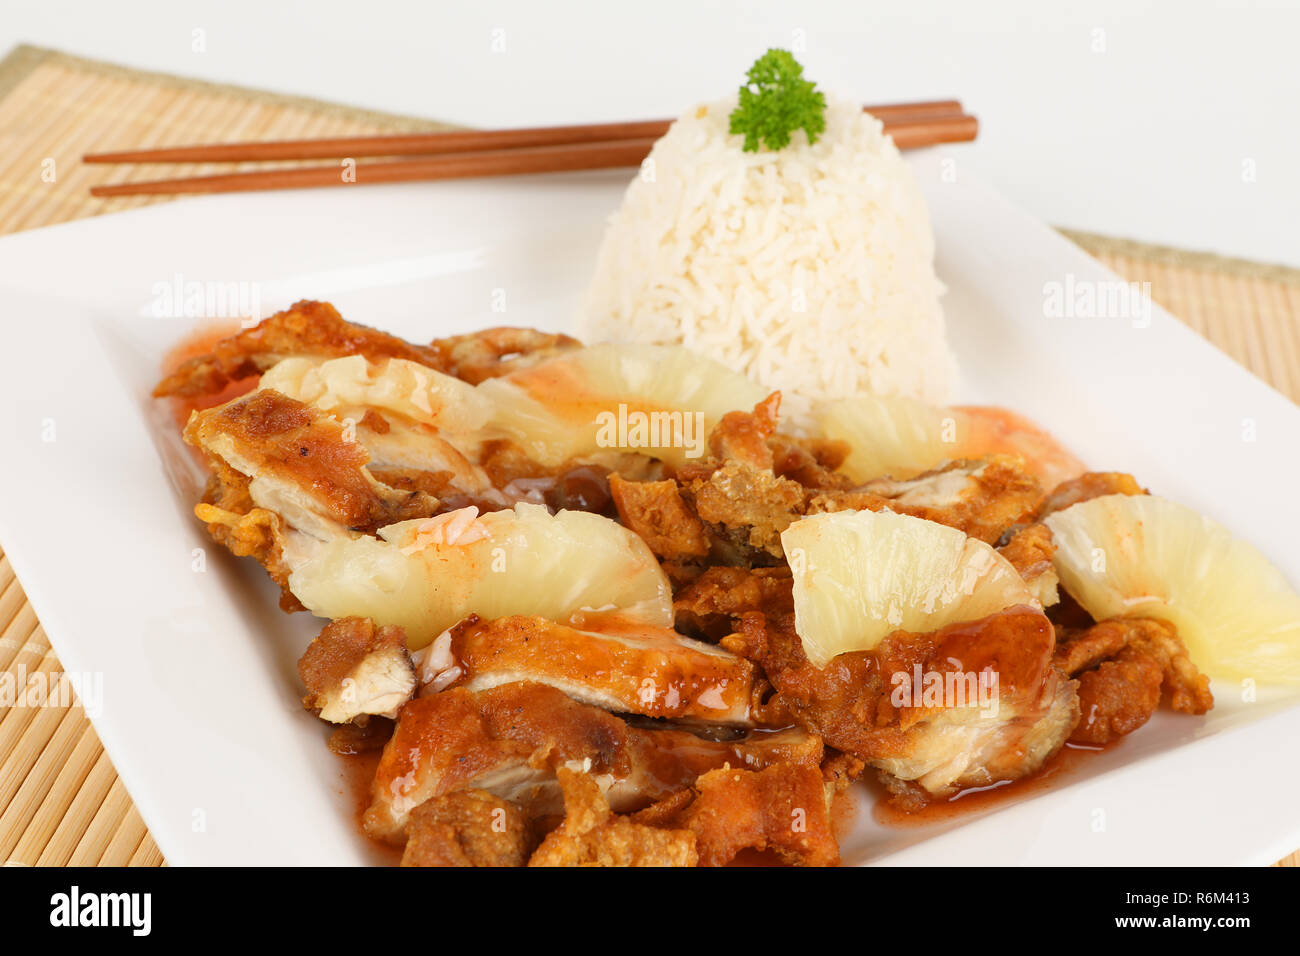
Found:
[579,95,956,429]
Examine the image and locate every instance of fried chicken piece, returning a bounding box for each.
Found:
[428,327,581,385]
[155,300,450,399]
[665,394,812,562]
[528,768,697,867]
[423,614,761,726]
[810,456,1044,544]
[185,389,437,539]
[1071,656,1164,745]
[677,762,839,867]
[725,599,1079,797]
[1055,620,1130,676]
[1128,620,1215,715]
[673,565,794,640]
[820,750,867,794]
[401,790,534,867]
[609,475,710,561]
[685,459,807,558]
[363,682,820,842]
[298,617,416,723]
[191,458,304,608]
[366,466,457,499]
[1038,471,1146,518]
[769,433,853,490]
[997,523,1060,607]
[193,503,303,611]
[1056,617,1213,745]
[708,393,781,471]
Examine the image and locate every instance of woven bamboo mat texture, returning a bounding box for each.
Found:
[0,44,1296,868]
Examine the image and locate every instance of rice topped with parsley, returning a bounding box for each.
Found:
[579,74,957,429]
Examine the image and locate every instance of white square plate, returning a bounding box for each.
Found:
[1,153,1297,866]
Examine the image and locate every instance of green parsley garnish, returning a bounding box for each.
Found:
[728,49,827,152]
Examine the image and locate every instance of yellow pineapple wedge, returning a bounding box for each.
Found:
[478,343,769,468]
[815,393,970,483]
[780,509,1039,666]
[288,503,673,648]
[1044,494,1300,683]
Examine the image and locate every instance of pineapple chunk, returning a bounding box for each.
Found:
[479,343,769,468]
[259,354,492,442]
[815,393,970,483]
[288,503,673,648]
[780,509,1039,666]
[1044,494,1300,683]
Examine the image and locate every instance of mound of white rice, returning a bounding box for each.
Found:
[579,94,957,428]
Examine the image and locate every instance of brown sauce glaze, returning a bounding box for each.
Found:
[337,750,402,865]
[160,320,259,427]
[870,741,1107,828]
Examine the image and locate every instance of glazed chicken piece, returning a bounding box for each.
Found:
[417,614,762,726]
[1055,616,1212,745]
[810,455,1044,545]
[155,300,451,399]
[670,762,839,867]
[401,789,535,867]
[186,389,437,540]
[703,567,1078,797]
[528,768,697,867]
[733,607,1077,797]
[362,681,822,842]
[1038,471,1146,518]
[298,617,416,723]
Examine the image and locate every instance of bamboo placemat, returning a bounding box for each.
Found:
[0,44,1296,868]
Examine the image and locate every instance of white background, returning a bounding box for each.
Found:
[2,0,1298,266]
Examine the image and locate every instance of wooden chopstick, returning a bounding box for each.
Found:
[83,100,964,165]
[87,112,978,198]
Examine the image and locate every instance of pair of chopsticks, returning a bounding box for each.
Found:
[84,100,977,198]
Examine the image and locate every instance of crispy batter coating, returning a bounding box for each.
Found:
[428,327,581,385]
[609,474,710,561]
[155,300,450,399]
[298,617,415,723]
[186,389,438,535]
[1057,617,1213,744]
[1038,471,1146,518]
[708,392,781,471]
[402,790,534,867]
[997,522,1060,606]
[685,459,807,558]
[811,456,1044,544]
[769,433,853,490]
[193,502,302,611]
[677,762,839,867]
[1072,656,1164,745]
[528,768,697,867]
[674,565,794,640]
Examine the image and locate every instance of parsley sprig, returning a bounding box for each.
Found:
[728,49,827,152]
